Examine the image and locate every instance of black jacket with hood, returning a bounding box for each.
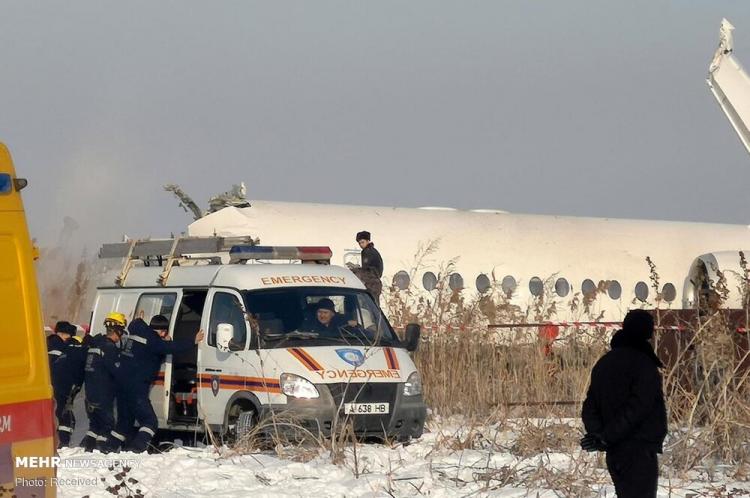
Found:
[581,311,668,452]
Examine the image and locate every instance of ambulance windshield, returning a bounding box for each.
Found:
[242,287,399,348]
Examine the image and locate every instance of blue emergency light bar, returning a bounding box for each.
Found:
[229,245,332,264]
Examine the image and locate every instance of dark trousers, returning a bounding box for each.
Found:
[352,268,382,303]
[53,384,79,447]
[365,279,382,304]
[605,444,659,498]
[113,384,158,453]
[83,386,115,452]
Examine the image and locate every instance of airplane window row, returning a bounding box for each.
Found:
[393,271,677,303]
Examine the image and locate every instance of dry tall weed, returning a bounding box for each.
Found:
[40,236,750,474]
[385,247,750,473]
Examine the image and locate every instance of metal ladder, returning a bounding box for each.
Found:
[99,235,258,287]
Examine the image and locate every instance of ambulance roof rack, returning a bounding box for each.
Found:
[99,235,258,287]
[229,245,332,265]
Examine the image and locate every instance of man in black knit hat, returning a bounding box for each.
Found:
[581,309,668,497]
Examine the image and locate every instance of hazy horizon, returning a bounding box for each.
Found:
[3,1,750,251]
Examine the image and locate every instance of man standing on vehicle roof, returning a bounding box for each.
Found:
[110,315,204,453]
[51,322,90,447]
[581,309,667,498]
[81,312,126,453]
[355,231,383,303]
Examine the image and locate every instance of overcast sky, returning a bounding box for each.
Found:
[3,1,750,249]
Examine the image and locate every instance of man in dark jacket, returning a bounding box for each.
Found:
[109,316,204,453]
[51,323,90,447]
[356,231,384,302]
[47,320,73,372]
[299,298,350,336]
[81,312,126,452]
[581,309,668,498]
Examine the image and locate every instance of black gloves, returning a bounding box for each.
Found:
[580,433,607,452]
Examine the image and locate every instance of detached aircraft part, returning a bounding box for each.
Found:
[708,18,750,156]
[164,184,205,220]
[164,182,251,221]
[207,182,251,213]
[684,250,750,309]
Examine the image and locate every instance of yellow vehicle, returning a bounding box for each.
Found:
[0,143,56,496]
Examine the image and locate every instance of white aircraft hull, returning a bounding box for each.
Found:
[188,201,750,323]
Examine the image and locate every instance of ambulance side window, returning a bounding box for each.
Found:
[208,292,247,349]
[92,293,118,334]
[134,293,177,323]
[356,294,378,330]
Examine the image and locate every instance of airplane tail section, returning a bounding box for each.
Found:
[707,18,750,156]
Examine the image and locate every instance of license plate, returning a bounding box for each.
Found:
[343,402,390,414]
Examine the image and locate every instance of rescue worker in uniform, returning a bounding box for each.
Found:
[581,309,668,498]
[81,312,126,452]
[110,315,204,453]
[51,322,90,447]
[355,231,383,302]
[47,320,73,372]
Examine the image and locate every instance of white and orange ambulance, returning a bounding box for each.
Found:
[92,241,426,442]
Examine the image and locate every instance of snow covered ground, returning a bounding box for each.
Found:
[56,418,749,497]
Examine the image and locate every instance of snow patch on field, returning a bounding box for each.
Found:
[57,419,750,497]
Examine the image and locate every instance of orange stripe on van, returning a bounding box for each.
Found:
[152,371,165,386]
[384,347,399,370]
[288,348,323,371]
[197,374,281,394]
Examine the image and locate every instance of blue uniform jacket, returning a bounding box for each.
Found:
[52,338,89,392]
[119,318,195,389]
[84,334,122,399]
[47,334,66,372]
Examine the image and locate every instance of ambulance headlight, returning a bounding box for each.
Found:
[280,373,320,399]
[403,371,423,397]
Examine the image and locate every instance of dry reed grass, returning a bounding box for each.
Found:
[39,240,750,479]
[384,248,750,474]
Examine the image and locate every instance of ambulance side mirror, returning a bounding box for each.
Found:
[404,323,421,352]
[216,323,234,352]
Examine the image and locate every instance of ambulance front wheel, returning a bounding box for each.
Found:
[236,410,256,439]
[223,401,258,444]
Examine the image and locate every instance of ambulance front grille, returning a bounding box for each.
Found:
[327,382,397,404]
[327,382,398,434]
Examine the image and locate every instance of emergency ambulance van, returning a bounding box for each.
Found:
[0,143,56,496]
[93,240,426,441]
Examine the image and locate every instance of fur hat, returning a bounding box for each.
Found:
[54,320,70,334]
[54,321,75,335]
